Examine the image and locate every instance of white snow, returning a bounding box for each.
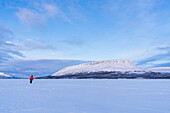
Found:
[51,59,145,76]
[0,72,10,77]
[0,79,170,113]
[149,67,170,72]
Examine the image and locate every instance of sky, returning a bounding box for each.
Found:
[0,0,170,67]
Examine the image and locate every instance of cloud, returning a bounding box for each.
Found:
[102,0,159,24]
[16,8,46,25]
[137,0,156,9]
[67,6,86,22]
[62,36,85,46]
[0,26,13,36]
[42,3,58,17]
[0,58,90,78]
[18,38,56,50]
[15,3,72,25]
[59,11,73,24]
[0,25,24,62]
[136,45,170,67]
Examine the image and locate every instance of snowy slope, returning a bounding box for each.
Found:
[0,72,11,78]
[51,59,145,76]
[149,67,170,72]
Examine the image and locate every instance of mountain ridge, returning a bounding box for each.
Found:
[51,59,146,77]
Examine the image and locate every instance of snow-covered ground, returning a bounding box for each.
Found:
[0,72,11,78]
[0,79,170,113]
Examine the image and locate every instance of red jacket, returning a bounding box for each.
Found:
[30,75,34,80]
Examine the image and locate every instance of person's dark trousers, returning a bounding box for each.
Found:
[30,80,32,84]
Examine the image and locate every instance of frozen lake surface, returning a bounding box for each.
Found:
[0,79,170,113]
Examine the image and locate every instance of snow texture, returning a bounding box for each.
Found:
[0,72,10,77]
[51,59,145,76]
[0,79,170,113]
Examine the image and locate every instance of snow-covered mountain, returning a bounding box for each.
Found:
[51,59,146,77]
[0,72,11,79]
[36,59,170,79]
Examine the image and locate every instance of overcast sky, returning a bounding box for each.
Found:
[0,0,170,67]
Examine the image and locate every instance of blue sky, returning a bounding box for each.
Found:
[0,0,170,67]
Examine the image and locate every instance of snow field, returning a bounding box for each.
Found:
[0,79,170,113]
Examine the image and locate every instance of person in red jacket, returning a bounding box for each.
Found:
[30,75,34,84]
